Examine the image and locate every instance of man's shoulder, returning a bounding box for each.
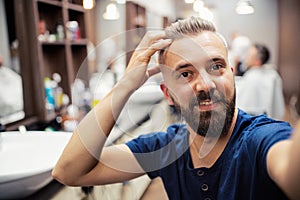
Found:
[235,109,292,138]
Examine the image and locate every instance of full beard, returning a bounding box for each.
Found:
[172,89,236,138]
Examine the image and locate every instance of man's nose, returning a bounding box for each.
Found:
[194,72,216,92]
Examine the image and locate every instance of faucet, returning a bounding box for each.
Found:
[18,125,27,134]
[0,123,5,132]
[0,123,4,151]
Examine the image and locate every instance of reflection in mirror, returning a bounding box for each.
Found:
[0,0,24,125]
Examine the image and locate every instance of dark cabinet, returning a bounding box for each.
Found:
[13,0,90,126]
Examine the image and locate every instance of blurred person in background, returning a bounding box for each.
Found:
[228,32,252,76]
[235,43,285,120]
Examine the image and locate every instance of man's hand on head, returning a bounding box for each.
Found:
[119,31,172,91]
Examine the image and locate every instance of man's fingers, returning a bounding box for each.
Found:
[137,31,166,49]
[151,38,172,49]
[130,38,172,66]
[125,31,171,88]
[142,38,173,59]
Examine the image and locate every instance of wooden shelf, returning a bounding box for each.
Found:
[67,3,85,12]
[40,41,66,46]
[14,0,90,123]
[69,38,88,45]
[36,0,63,7]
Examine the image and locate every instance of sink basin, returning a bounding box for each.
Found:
[0,131,72,199]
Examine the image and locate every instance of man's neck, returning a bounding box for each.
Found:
[188,108,238,168]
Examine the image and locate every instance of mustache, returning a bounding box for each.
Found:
[189,89,226,108]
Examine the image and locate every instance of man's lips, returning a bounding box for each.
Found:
[197,99,221,111]
[199,100,214,106]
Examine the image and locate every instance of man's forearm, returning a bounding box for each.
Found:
[285,121,300,199]
[52,82,134,185]
[77,82,134,158]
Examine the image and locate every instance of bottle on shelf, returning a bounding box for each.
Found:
[56,24,64,41]
[44,77,55,115]
[66,21,80,40]
[52,73,64,110]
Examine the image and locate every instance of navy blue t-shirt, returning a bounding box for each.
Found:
[126,109,293,199]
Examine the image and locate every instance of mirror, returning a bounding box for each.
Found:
[0,0,24,125]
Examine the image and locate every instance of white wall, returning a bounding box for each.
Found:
[96,0,126,42]
[146,11,164,30]
[131,0,176,20]
[0,0,11,67]
[95,0,126,72]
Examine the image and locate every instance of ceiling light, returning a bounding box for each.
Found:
[236,0,254,15]
[116,0,126,4]
[185,0,195,3]
[193,0,204,12]
[83,0,95,10]
[103,3,120,20]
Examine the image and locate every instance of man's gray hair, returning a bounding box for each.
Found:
[165,16,216,39]
[159,16,228,64]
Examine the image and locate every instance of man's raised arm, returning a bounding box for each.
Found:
[267,120,300,200]
[52,31,172,186]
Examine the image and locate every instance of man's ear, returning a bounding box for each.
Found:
[160,82,175,106]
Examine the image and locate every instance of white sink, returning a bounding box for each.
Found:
[0,131,72,199]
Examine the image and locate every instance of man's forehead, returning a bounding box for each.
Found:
[167,37,206,56]
[164,32,227,66]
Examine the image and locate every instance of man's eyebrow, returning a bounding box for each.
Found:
[174,63,192,71]
[208,57,226,64]
[171,63,192,76]
[206,57,226,65]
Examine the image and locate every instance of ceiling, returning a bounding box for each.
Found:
[174,0,217,19]
[174,0,196,19]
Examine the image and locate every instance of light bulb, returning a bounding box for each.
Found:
[116,0,126,4]
[185,0,194,4]
[193,0,204,12]
[103,3,120,20]
[236,0,254,15]
[83,0,95,10]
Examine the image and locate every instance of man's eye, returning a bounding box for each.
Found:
[181,72,190,77]
[208,63,226,74]
[177,71,193,81]
[211,64,222,70]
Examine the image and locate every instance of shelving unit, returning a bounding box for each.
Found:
[125,2,147,65]
[14,0,90,123]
